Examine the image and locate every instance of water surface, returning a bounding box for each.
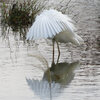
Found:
[0,36,100,100]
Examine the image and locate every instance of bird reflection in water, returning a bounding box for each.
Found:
[43,61,80,85]
[26,60,80,100]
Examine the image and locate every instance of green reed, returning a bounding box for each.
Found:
[1,0,45,41]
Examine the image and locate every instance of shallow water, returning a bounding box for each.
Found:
[0,35,100,100]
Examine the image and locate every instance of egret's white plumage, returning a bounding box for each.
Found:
[27,9,84,45]
[26,78,62,100]
[26,9,84,63]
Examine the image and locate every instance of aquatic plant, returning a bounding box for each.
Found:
[1,0,45,41]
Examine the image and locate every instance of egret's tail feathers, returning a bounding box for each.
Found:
[71,35,84,46]
[76,35,84,45]
[72,37,80,45]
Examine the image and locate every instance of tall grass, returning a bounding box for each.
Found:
[1,0,45,42]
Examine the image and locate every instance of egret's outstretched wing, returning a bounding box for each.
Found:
[27,9,75,40]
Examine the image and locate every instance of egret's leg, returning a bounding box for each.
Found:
[56,41,60,63]
[52,40,55,64]
[68,44,73,61]
[70,49,73,61]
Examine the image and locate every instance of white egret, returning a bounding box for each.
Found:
[27,9,84,63]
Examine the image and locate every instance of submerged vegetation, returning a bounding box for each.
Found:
[1,0,45,41]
